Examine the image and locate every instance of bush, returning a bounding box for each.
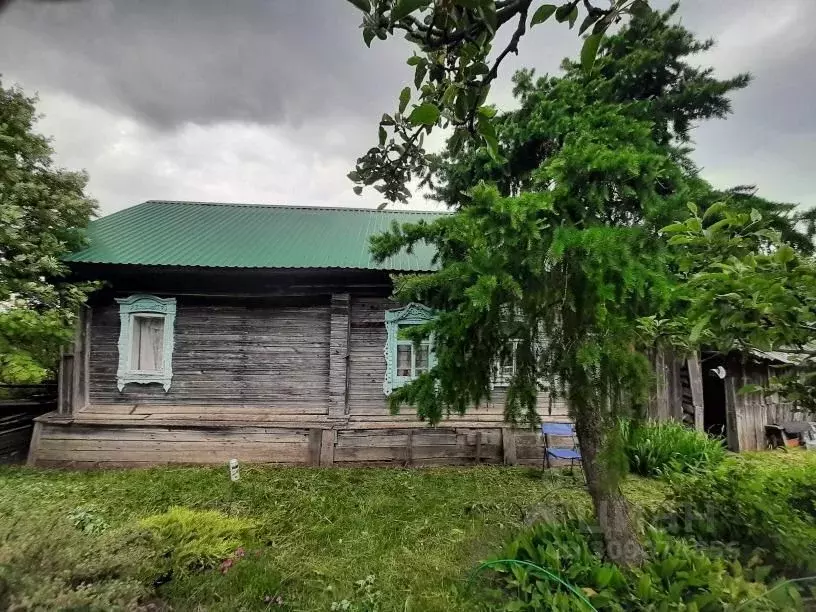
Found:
[139,506,255,574]
[489,519,799,611]
[0,510,153,611]
[661,457,816,578]
[620,419,726,476]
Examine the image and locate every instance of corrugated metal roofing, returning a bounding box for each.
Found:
[64,200,446,270]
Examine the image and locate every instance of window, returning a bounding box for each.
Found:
[383,303,435,395]
[130,315,165,372]
[494,339,520,387]
[492,338,553,389]
[116,294,176,391]
[396,326,431,378]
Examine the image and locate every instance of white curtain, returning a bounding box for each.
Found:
[396,344,412,377]
[131,316,165,371]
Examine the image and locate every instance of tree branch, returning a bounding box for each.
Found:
[485,1,531,84]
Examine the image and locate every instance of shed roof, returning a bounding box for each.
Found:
[64,200,445,271]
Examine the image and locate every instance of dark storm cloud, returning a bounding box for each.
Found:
[0,0,410,129]
[510,0,816,206]
[0,0,814,213]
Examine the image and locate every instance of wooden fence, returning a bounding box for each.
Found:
[0,384,57,464]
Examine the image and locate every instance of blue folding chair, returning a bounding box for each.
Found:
[541,422,582,474]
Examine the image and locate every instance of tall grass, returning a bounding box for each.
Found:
[620,419,726,476]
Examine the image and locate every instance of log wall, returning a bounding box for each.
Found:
[30,419,559,468]
[30,292,573,467]
[88,300,331,412]
[347,296,568,425]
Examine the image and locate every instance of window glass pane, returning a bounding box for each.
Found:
[496,340,518,384]
[132,316,164,372]
[415,343,430,375]
[396,344,412,377]
[130,317,142,368]
[499,361,514,381]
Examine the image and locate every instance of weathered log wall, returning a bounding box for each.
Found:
[30,419,560,468]
[88,300,331,412]
[726,359,812,452]
[31,292,574,467]
[347,296,568,424]
[649,350,812,452]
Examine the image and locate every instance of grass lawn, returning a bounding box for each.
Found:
[0,463,668,611]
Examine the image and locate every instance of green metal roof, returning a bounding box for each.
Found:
[65,200,445,271]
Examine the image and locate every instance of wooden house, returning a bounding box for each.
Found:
[29,201,569,467]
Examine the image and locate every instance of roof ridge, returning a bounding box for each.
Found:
[141,199,447,214]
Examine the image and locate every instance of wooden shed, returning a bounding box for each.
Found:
[29,201,567,468]
[650,349,812,452]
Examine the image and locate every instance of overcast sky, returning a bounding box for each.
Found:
[1,0,813,216]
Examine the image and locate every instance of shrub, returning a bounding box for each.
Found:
[489,519,798,611]
[661,458,816,578]
[0,510,153,611]
[620,419,725,476]
[139,506,255,574]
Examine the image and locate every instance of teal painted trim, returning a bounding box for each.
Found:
[115,294,176,392]
[383,303,436,396]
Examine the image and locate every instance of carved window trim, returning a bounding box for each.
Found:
[115,294,176,392]
[383,303,436,396]
[493,339,521,388]
[491,336,555,390]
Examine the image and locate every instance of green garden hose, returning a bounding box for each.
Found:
[470,559,599,611]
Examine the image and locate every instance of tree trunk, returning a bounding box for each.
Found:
[575,408,645,567]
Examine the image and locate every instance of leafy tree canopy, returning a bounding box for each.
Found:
[345,0,652,204]
[372,100,674,564]
[430,2,750,207]
[0,80,96,384]
[362,2,816,565]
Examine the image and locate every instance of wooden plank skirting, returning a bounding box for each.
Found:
[28,412,557,469]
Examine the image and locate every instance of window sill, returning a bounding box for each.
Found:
[117,371,173,393]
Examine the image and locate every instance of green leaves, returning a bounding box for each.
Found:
[349,0,659,205]
[666,195,816,363]
[702,201,726,220]
[0,80,97,383]
[408,103,440,126]
[554,3,575,23]
[413,62,427,88]
[567,5,579,28]
[477,114,500,161]
[689,316,708,344]
[391,0,431,22]
[530,4,556,26]
[580,33,603,71]
[398,87,411,114]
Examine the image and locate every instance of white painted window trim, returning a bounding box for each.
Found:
[383,303,435,395]
[492,337,554,390]
[493,339,521,388]
[115,294,176,392]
